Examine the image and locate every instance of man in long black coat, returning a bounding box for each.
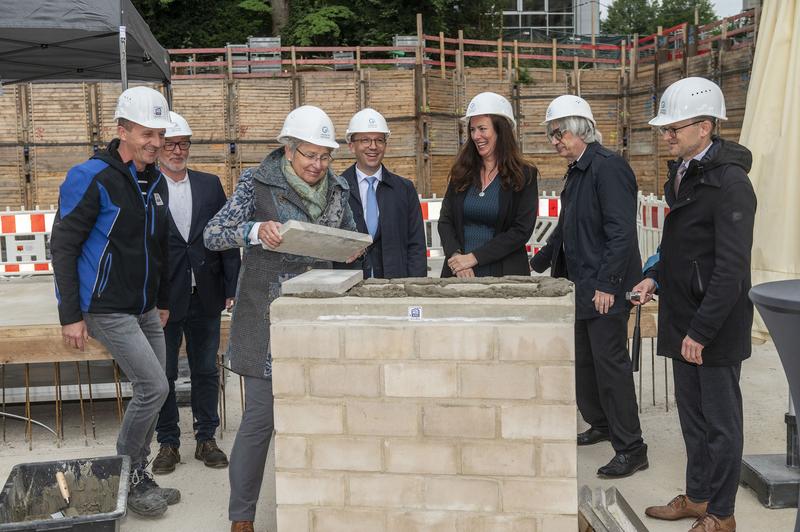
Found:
[532,95,647,478]
[633,77,755,532]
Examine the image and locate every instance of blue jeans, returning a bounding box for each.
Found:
[84,308,168,469]
[156,293,221,447]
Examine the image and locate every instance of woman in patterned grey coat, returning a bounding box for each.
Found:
[203,105,357,532]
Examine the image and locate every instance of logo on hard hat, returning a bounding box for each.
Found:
[153,106,163,117]
[320,126,330,138]
[468,102,476,113]
[368,118,376,127]
[659,100,667,113]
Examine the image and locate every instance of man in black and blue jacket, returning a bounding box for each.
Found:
[51,86,180,519]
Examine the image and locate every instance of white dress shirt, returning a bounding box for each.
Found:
[166,171,195,286]
[356,165,383,225]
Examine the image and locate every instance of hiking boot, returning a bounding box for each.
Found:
[152,445,181,475]
[127,468,168,518]
[196,438,229,468]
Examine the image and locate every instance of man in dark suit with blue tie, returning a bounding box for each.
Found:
[340,108,427,278]
[152,112,240,474]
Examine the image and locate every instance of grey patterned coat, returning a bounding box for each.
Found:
[203,147,356,379]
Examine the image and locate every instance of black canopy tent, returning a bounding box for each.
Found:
[0,0,170,93]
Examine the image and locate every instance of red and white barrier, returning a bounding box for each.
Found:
[637,193,668,262]
[1,208,56,276]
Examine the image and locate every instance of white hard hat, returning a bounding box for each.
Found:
[346,108,391,143]
[649,76,727,127]
[277,105,339,149]
[165,111,192,138]
[542,95,595,126]
[464,92,516,129]
[114,86,173,129]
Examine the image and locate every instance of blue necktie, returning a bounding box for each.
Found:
[365,176,379,238]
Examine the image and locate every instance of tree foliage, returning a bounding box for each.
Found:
[601,0,718,37]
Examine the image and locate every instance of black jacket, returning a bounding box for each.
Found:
[51,139,170,325]
[165,169,240,323]
[340,164,427,278]
[438,165,538,277]
[531,142,641,319]
[646,138,756,366]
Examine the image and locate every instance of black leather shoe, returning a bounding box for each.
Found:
[597,444,649,478]
[577,428,610,446]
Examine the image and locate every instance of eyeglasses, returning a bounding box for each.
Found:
[353,137,386,147]
[295,146,333,164]
[163,140,192,152]
[546,128,564,142]
[657,120,705,138]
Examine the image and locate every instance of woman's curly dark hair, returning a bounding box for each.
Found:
[448,114,536,193]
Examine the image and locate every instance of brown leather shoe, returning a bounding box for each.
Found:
[230,521,254,532]
[689,514,736,531]
[645,494,708,520]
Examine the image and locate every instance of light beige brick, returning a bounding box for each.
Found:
[461,442,535,476]
[272,361,305,397]
[309,364,380,398]
[387,511,458,532]
[274,401,344,434]
[271,323,341,359]
[540,515,578,532]
[423,404,496,439]
[346,400,418,436]
[501,405,575,440]
[496,323,573,361]
[277,507,310,532]
[459,364,536,399]
[311,437,382,472]
[275,472,345,506]
[424,477,499,512]
[384,440,458,474]
[349,474,424,508]
[274,435,308,469]
[538,365,575,402]
[457,514,538,532]
[539,442,577,477]
[312,509,386,532]
[501,479,577,514]
[344,325,416,359]
[384,363,457,398]
[417,324,495,360]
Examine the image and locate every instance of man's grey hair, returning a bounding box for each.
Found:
[549,116,603,144]
[283,137,335,156]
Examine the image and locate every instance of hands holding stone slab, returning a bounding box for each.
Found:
[258,219,372,263]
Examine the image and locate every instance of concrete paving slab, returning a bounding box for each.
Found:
[280,269,363,296]
[273,220,371,262]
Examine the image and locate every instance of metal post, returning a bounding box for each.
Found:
[119,26,128,91]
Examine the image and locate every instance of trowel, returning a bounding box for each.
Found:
[50,471,78,519]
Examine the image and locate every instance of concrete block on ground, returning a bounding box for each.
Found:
[275,219,371,262]
[280,269,363,296]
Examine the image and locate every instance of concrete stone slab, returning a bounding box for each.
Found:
[274,220,372,262]
[281,269,363,296]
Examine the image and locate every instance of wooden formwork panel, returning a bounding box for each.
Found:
[426,73,457,114]
[463,68,513,112]
[687,54,713,77]
[188,162,230,196]
[0,146,25,209]
[579,70,622,151]
[28,83,91,145]
[30,145,93,208]
[171,80,228,142]
[96,82,161,144]
[384,156,418,187]
[427,115,459,155]
[235,79,293,142]
[364,70,415,118]
[630,154,659,195]
[0,86,20,143]
[629,127,656,156]
[430,154,454,197]
[658,62,684,89]
[300,72,359,143]
[519,81,567,156]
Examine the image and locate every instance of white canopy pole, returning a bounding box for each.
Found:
[119,25,128,90]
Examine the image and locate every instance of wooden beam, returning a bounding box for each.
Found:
[497,38,503,80]
[439,32,446,79]
[551,38,557,83]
